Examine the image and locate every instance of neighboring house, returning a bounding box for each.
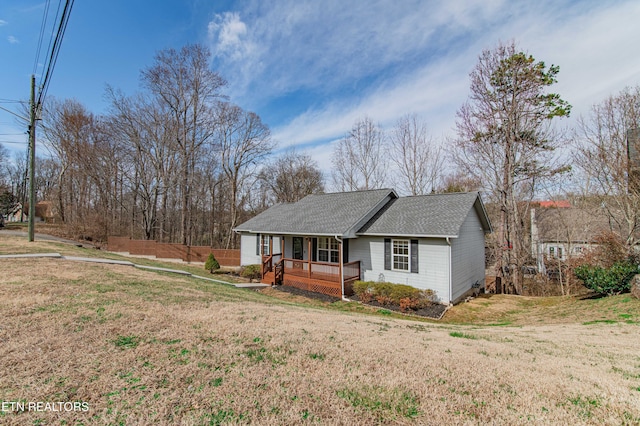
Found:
[234,189,492,304]
[3,201,56,223]
[4,203,24,223]
[34,201,57,223]
[530,202,609,270]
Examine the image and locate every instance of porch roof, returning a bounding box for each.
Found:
[234,189,396,236]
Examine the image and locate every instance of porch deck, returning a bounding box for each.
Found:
[261,256,359,298]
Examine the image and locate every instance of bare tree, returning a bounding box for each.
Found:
[141,44,226,245]
[0,143,8,184]
[453,41,571,294]
[216,102,273,248]
[41,98,95,226]
[388,114,443,195]
[573,86,640,245]
[439,171,482,193]
[106,88,181,240]
[258,149,324,204]
[331,116,387,191]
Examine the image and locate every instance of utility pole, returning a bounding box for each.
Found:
[28,74,36,242]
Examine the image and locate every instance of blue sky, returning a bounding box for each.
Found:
[1,0,640,172]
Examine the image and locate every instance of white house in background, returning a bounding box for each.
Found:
[530,202,610,272]
[234,189,492,304]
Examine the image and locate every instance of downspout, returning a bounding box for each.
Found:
[446,237,452,305]
[335,235,346,301]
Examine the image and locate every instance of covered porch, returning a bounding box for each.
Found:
[259,235,360,298]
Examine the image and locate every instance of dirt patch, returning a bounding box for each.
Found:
[270,284,342,303]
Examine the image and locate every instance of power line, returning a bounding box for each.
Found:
[33,0,52,75]
[37,0,74,107]
[0,141,28,145]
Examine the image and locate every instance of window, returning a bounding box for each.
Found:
[261,234,270,256]
[392,239,410,271]
[317,237,339,263]
[548,246,564,259]
[384,238,418,273]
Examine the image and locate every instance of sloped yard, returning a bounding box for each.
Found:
[1,236,639,424]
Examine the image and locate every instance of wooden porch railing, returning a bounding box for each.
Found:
[261,255,273,279]
[281,258,360,283]
[261,253,283,281]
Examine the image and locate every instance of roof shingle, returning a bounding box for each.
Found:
[357,192,489,237]
[234,189,396,236]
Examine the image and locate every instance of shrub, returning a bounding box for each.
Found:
[353,281,374,303]
[574,260,638,296]
[204,253,220,273]
[376,295,394,306]
[353,281,435,309]
[399,297,413,313]
[241,264,262,280]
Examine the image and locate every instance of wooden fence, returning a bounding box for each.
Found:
[107,236,240,267]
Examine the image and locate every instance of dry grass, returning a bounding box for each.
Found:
[1,236,640,424]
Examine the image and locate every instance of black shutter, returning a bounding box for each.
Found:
[312,238,318,262]
[342,239,349,263]
[384,238,391,270]
[256,234,260,255]
[410,239,419,273]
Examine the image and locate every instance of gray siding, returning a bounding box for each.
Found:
[239,233,283,265]
[240,233,261,266]
[450,209,486,302]
[350,236,450,303]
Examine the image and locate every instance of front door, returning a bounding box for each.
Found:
[292,237,304,260]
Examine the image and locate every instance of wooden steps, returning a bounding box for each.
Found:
[262,271,276,285]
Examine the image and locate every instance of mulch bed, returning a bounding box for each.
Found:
[349,294,448,319]
[273,285,341,303]
[272,285,448,319]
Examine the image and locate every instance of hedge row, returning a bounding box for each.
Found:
[353,281,435,312]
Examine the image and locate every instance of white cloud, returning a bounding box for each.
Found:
[274,1,639,144]
[7,35,18,44]
[0,19,7,26]
[208,0,511,104]
[208,12,254,61]
[206,0,640,176]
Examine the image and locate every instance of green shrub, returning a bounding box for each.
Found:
[204,253,220,273]
[241,264,262,280]
[353,281,435,309]
[353,281,374,303]
[574,260,638,296]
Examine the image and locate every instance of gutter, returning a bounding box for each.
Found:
[335,235,346,301]
[356,232,459,239]
[446,237,452,305]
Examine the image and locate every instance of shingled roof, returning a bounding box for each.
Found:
[235,189,491,239]
[357,192,491,237]
[234,189,397,237]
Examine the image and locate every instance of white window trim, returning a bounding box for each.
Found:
[392,238,410,272]
[317,237,339,263]
[261,234,270,256]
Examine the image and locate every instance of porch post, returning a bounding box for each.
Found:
[337,236,344,299]
[307,237,312,279]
